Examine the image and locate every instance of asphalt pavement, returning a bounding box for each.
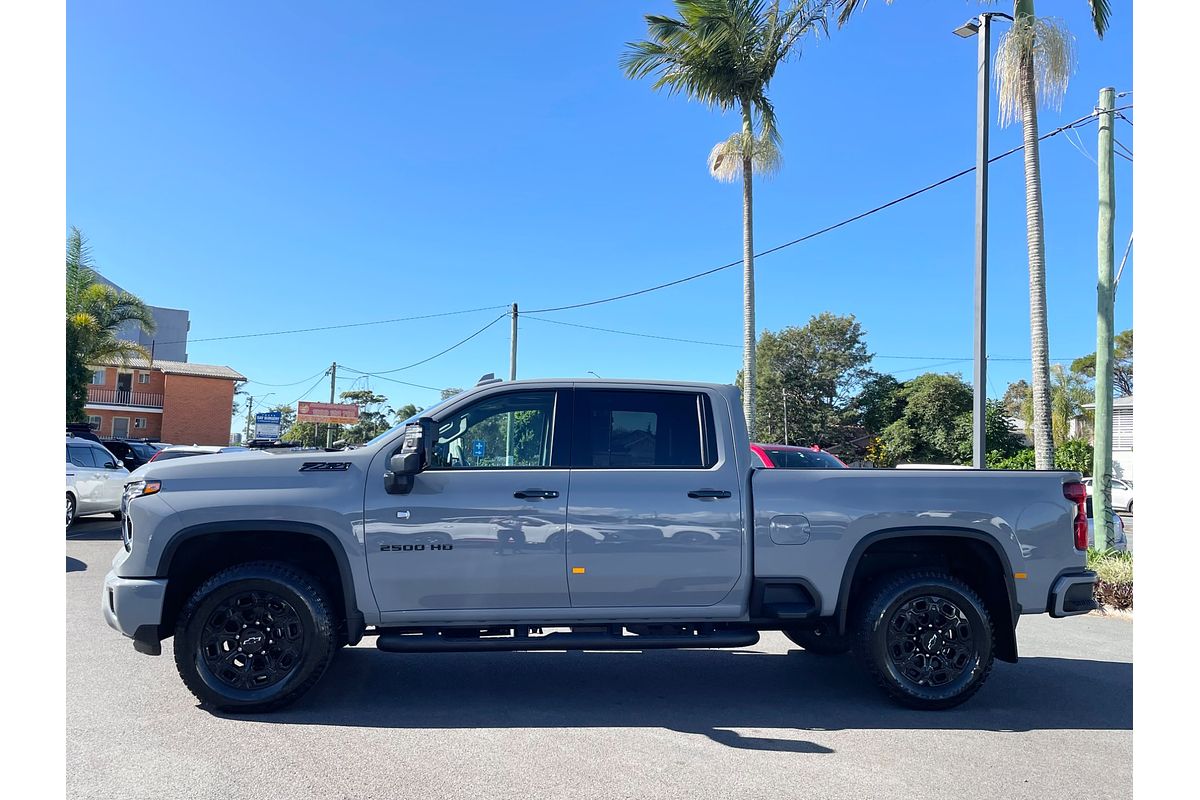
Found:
[67,516,1132,800]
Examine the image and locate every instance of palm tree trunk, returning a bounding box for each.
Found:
[740,101,757,439]
[1016,0,1055,469]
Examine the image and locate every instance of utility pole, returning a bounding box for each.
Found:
[1093,87,1117,550]
[505,304,517,465]
[244,396,254,443]
[971,13,994,469]
[326,362,337,449]
[782,388,789,445]
[509,303,518,381]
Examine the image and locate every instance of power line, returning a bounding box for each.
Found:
[1113,138,1134,159]
[348,313,509,374]
[288,370,332,409]
[156,304,509,346]
[523,314,739,348]
[526,106,1129,315]
[337,368,443,393]
[242,368,331,388]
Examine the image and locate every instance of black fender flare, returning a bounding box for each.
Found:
[835,527,1021,661]
[158,520,365,644]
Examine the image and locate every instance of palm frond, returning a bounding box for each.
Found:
[708,131,783,182]
[994,16,1076,127]
[1089,0,1111,39]
[834,0,893,27]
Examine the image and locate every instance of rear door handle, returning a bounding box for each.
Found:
[514,489,560,500]
[688,489,732,499]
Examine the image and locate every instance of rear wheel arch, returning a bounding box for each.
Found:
[157,521,364,646]
[835,528,1019,663]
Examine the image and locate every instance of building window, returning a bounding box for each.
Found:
[138,372,150,384]
[134,418,147,429]
[1113,408,1133,450]
[91,369,106,385]
[87,415,101,431]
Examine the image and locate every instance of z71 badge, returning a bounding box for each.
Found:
[299,462,351,472]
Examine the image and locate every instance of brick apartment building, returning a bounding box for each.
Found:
[84,358,245,446]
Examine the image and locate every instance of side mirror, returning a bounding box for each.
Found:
[383,420,432,495]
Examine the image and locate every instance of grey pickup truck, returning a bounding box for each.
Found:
[103,376,1097,712]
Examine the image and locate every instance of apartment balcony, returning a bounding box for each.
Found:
[86,387,164,409]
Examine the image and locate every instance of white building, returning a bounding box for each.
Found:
[1079,395,1134,480]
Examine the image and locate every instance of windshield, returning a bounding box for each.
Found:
[363,394,459,448]
[762,448,846,469]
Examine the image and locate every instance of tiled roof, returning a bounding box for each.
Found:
[92,358,245,381]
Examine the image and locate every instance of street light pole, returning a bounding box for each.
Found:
[955,12,1010,468]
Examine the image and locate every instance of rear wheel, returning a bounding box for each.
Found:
[856,570,994,710]
[174,562,337,713]
[65,494,76,529]
[783,623,851,655]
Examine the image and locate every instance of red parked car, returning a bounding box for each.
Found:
[750,443,848,469]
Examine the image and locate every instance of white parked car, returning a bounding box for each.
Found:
[66,435,129,528]
[146,444,250,463]
[1087,508,1128,552]
[1081,477,1134,514]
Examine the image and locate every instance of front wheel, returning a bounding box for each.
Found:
[66,494,76,529]
[174,562,337,713]
[856,570,994,710]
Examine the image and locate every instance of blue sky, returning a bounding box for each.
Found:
[67,1,1133,420]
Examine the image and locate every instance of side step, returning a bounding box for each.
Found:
[376,625,759,653]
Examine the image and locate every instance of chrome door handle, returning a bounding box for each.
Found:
[514,489,559,500]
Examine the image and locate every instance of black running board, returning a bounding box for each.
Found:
[376,628,759,653]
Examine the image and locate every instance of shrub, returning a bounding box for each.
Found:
[989,448,1036,470]
[1055,438,1093,476]
[1087,549,1133,610]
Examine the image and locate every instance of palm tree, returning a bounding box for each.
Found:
[621,0,830,438]
[835,1,1110,469]
[66,227,156,420]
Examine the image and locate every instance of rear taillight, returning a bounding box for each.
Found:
[1063,481,1088,550]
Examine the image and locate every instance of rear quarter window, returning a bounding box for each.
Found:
[573,389,716,469]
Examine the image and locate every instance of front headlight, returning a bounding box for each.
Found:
[123,480,161,501]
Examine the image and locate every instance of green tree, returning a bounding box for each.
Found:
[392,403,422,423]
[879,373,973,465]
[339,389,393,444]
[855,372,904,436]
[953,399,1025,464]
[1010,365,1092,446]
[1071,328,1132,396]
[836,0,1112,470]
[622,0,831,437]
[739,312,873,447]
[66,227,156,422]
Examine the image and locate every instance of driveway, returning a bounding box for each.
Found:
[67,518,1132,800]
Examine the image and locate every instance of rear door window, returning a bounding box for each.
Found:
[572,389,716,469]
[67,445,98,468]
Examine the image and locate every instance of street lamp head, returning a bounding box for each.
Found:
[953,19,980,38]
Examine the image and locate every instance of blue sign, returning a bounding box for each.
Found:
[472,439,486,458]
[255,411,282,439]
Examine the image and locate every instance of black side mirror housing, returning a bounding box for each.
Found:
[383,419,434,494]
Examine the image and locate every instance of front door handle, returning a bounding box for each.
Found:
[688,489,732,499]
[514,489,560,500]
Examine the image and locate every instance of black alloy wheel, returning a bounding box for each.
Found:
[174,562,337,713]
[856,571,994,710]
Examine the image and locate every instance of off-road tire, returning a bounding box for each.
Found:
[174,561,337,713]
[855,570,994,710]
[783,624,852,655]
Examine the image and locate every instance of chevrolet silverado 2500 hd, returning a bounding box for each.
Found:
[103,377,1097,712]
